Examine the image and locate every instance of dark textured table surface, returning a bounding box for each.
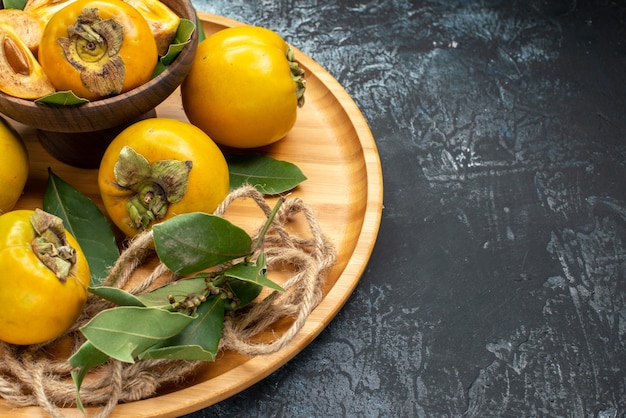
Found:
[183,1,626,417]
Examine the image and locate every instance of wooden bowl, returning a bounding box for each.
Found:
[0,0,198,167]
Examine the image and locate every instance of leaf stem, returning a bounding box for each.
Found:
[249,196,286,257]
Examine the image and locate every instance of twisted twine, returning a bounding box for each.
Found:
[0,185,336,417]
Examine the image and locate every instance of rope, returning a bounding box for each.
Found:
[0,185,336,417]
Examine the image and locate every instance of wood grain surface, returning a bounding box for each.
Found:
[0,13,383,417]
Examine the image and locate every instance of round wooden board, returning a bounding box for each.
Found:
[0,13,383,417]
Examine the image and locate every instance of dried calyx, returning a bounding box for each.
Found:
[30,209,77,282]
[113,146,192,231]
[287,46,305,107]
[58,7,125,97]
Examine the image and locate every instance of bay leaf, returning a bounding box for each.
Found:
[226,279,263,311]
[3,0,26,9]
[152,212,252,276]
[226,153,307,194]
[153,18,196,75]
[135,276,208,308]
[80,306,194,363]
[35,90,89,106]
[224,252,284,292]
[43,169,120,286]
[69,341,109,412]
[89,286,145,307]
[139,295,224,361]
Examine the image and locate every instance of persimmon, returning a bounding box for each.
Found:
[0,210,90,345]
[38,0,158,100]
[98,118,229,237]
[181,25,305,148]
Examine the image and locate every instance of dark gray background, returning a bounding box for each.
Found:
[183,1,626,416]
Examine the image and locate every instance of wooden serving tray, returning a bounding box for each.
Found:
[0,13,383,417]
